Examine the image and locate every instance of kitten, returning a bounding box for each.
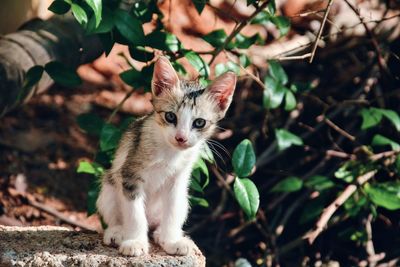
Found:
[96,56,236,256]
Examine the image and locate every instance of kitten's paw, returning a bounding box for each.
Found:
[119,239,149,256]
[160,237,193,256]
[103,225,123,246]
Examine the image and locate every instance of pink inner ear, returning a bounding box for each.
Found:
[152,57,178,96]
[209,72,236,110]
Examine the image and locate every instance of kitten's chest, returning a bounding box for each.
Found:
[140,148,192,190]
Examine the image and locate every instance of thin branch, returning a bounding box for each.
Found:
[208,1,270,65]
[304,170,376,244]
[324,117,356,141]
[309,0,334,63]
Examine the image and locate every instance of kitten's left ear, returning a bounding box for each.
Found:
[152,56,179,97]
[208,71,237,118]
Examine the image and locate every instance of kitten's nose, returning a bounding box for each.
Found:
[175,135,187,144]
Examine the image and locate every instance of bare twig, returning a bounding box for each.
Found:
[28,199,96,231]
[323,117,356,141]
[309,0,334,63]
[304,170,376,244]
[209,1,270,65]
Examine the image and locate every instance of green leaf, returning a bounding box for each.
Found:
[76,113,105,136]
[284,90,296,111]
[203,29,227,48]
[305,175,335,191]
[87,7,113,34]
[239,54,251,68]
[251,11,271,25]
[189,196,209,207]
[234,177,260,220]
[23,66,44,89]
[48,0,71,14]
[271,16,291,36]
[271,176,303,193]
[113,9,145,45]
[190,175,204,193]
[360,108,382,130]
[371,134,400,150]
[100,124,122,151]
[87,178,100,215]
[299,196,327,224]
[360,107,400,131]
[378,108,400,132]
[85,0,102,27]
[184,51,210,77]
[201,143,215,163]
[268,60,288,85]
[129,46,155,62]
[344,193,367,217]
[120,67,142,88]
[192,0,208,14]
[275,129,303,151]
[234,33,261,49]
[232,139,256,177]
[145,31,181,52]
[71,3,88,25]
[77,161,104,176]
[215,62,240,76]
[98,32,114,56]
[334,162,355,183]
[263,78,286,109]
[44,61,82,87]
[365,182,400,210]
[267,0,276,15]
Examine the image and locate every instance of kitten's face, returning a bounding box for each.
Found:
[151,57,236,150]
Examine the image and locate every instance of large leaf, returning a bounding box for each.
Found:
[145,31,181,52]
[48,0,71,14]
[71,3,88,25]
[113,9,145,45]
[263,77,286,109]
[87,6,113,34]
[379,108,400,132]
[271,176,303,193]
[234,177,260,220]
[232,139,256,177]
[371,134,400,150]
[275,129,303,151]
[184,51,210,77]
[76,113,105,136]
[268,60,288,85]
[360,108,382,130]
[120,67,142,88]
[85,0,102,27]
[100,123,122,151]
[365,182,400,210]
[44,61,82,87]
[202,29,227,48]
[234,33,261,49]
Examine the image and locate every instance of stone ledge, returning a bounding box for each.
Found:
[0,226,205,267]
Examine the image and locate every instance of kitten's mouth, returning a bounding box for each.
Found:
[172,141,191,150]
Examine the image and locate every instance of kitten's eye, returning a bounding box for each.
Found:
[165,112,177,124]
[193,118,206,129]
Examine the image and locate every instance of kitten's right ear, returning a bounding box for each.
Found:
[152,56,179,97]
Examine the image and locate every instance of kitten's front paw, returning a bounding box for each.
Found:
[160,237,193,256]
[119,239,149,256]
[103,225,123,246]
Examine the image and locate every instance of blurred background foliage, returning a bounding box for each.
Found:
[1,0,400,266]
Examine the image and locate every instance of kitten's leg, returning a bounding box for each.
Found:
[119,183,149,256]
[97,182,123,246]
[155,168,193,256]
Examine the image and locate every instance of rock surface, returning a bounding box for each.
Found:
[0,226,205,267]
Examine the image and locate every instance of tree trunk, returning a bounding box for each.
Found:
[0,15,103,116]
